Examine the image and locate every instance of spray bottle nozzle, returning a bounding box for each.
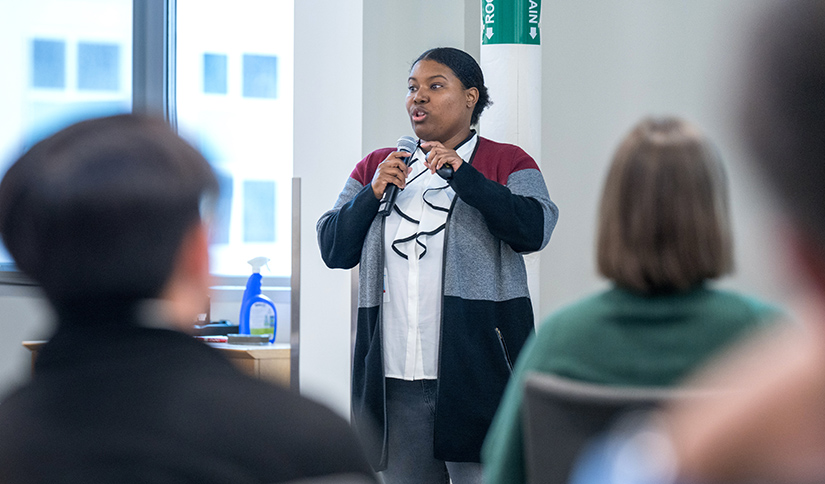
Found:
[247,256,271,274]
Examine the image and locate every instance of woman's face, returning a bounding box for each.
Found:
[406,59,478,148]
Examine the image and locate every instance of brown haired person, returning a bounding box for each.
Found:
[0,115,377,484]
[481,116,781,484]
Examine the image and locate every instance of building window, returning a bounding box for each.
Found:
[211,170,233,244]
[203,53,228,94]
[2,0,132,276]
[77,42,120,91]
[243,180,276,243]
[176,0,293,276]
[242,54,278,99]
[32,39,66,89]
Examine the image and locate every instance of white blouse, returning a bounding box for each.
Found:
[382,135,477,380]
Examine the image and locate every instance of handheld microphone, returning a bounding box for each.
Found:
[423,151,454,180]
[436,164,454,180]
[378,136,418,216]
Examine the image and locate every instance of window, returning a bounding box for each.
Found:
[77,42,120,91]
[176,0,294,277]
[0,0,133,273]
[243,180,277,243]
[32,39,66,89]
[1,0,293,280]
[242,54,278,99]
[203,53,228,94]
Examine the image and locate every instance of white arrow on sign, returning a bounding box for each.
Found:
[486,27,494,39]
[530,26,537,39]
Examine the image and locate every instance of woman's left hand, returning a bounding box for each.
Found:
[421,141,463,175]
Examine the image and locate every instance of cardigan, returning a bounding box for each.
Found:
[0,322,377,484]
[481,285,782,484]
[317,136,558,469]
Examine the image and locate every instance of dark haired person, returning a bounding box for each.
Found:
[317,47,558,483]
[0,115,377,484]
[482,117,780,484]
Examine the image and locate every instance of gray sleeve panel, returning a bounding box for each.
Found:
[316,177,376,270]
[506,168,559,252]
[316,177,364,242]
[327,177,364,212]
[358,219,385,309]
[316,177,386,309]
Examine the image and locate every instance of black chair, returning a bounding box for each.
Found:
[522,372,686,484]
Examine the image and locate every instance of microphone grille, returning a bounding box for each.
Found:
[397,135,418,154]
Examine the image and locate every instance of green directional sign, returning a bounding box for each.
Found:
[482,0,541,45]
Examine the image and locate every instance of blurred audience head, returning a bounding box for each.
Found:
[0,114,218,317]
[744,0,825,250]
[597,116,733,294]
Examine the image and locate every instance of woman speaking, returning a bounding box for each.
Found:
[317,47,558,484]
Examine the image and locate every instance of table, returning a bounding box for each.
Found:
[22,340,291,387]
[205,342,290,386]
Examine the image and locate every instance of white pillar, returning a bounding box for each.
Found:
[480,0,543,324]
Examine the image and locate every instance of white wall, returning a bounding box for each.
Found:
[538,0,788,318]
[361,0,477,151]
[293,0,363,418]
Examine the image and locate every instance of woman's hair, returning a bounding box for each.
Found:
[413,47,492,125]
[597,117,733,293]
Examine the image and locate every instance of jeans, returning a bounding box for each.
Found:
[380,378,483,484]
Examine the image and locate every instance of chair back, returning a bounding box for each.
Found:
[280,473,377,484]
[522,372,682,484]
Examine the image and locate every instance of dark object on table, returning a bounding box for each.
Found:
[193,320,239,336]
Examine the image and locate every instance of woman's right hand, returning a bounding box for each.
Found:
[371,151,412,199]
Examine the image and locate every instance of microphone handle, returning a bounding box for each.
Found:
[377,153,412,216]
[378,184,399,216]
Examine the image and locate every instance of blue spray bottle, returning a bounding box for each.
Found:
[238,256,277,343]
